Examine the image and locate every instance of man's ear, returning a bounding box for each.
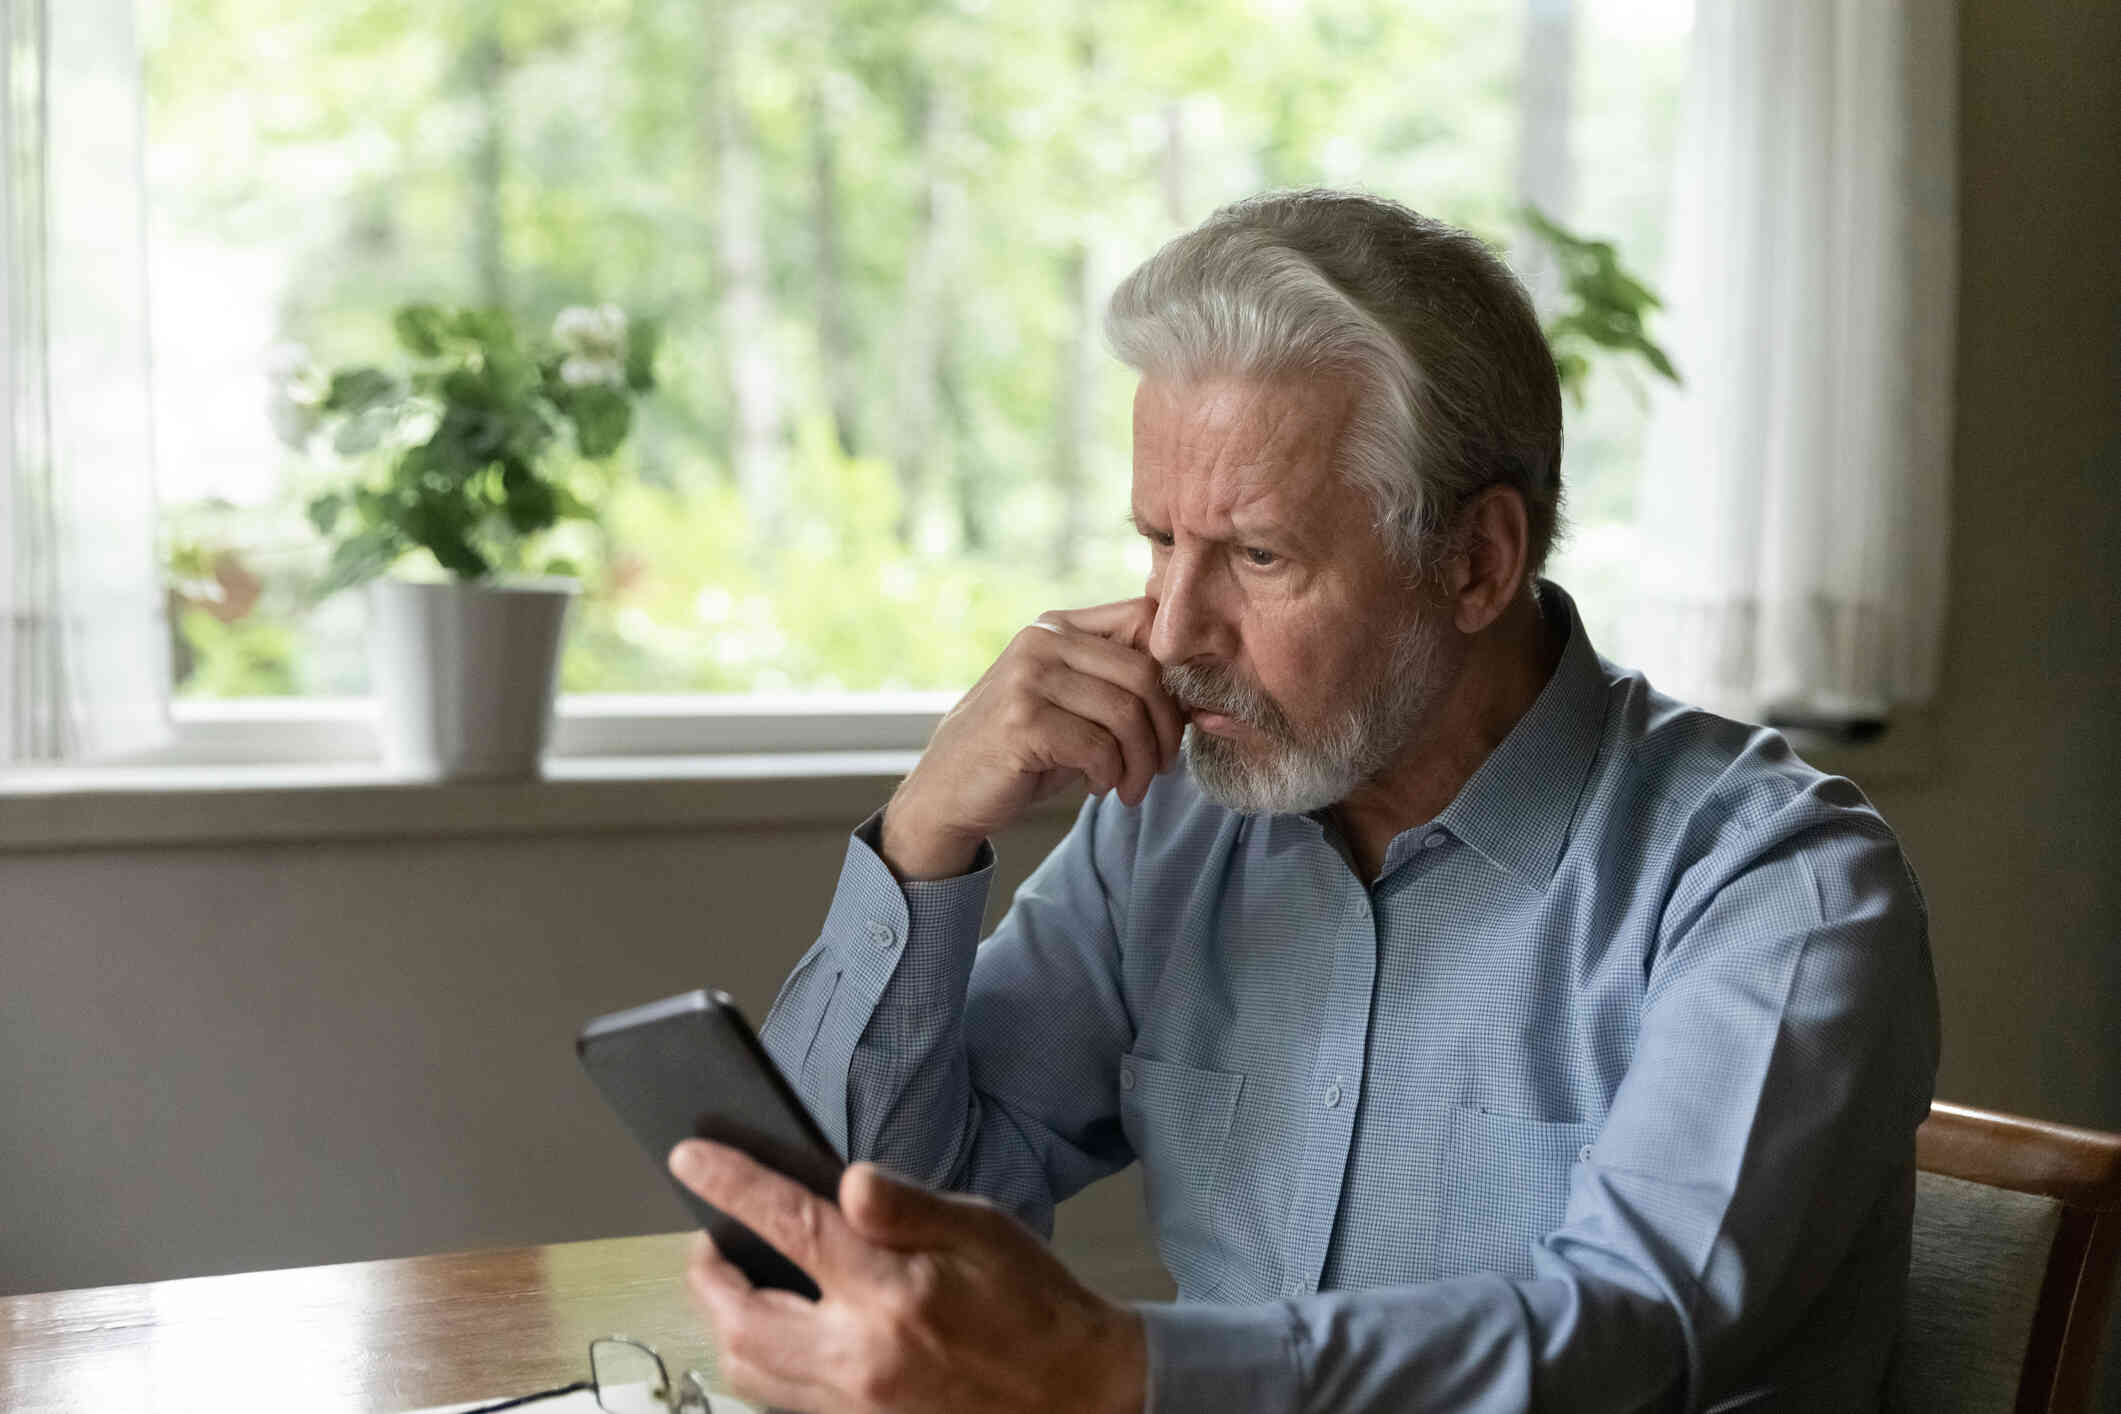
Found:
[1443,485,1532,635]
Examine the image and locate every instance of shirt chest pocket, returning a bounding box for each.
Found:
[1433,1103,1596,1282]
[1118,1053,1243,1298]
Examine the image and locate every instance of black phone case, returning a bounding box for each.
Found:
[576,989,847,1299]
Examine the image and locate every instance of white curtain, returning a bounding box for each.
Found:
[1619,0,1958,720]
[1,0,168,764]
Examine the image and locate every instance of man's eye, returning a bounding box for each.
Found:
[1241,545,1279,567]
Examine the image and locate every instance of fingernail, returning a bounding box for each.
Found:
[669,1139,708,1179]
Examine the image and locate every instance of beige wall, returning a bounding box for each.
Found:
[1888,0,2121,1130]
[2,0,2116,1398]
[0,811,1129,1298]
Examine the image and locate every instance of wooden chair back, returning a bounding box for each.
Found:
[1887,1100,2121,1414]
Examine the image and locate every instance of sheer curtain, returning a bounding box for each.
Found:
[1,0,167,764]
[1618,0,1958,721]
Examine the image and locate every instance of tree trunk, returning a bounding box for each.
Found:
[1050,242,1096,578]
[1161,100,1187,227]
[708,2,785,536]
[891,80,961,548]
[1048,23,1103,578]
[810,78,860,459]
[1513,0,1577,313]
[466,0,508,309]
[943,336,984,552]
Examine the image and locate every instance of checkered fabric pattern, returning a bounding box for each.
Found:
[758,581,1939,1414]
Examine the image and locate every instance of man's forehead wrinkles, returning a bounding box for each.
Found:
[1162,481,1311,550]
[1132,372,1361,554]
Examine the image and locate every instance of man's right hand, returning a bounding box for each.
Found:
[880,597,1183,881]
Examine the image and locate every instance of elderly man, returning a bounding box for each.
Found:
[667,190,1939,1413]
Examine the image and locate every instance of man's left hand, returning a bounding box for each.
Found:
[668,1140,1147,1414]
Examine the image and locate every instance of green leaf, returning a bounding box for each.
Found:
[392,304,449,358]
[1525,204,1682,393]
[458,405,510,460]
[504,405,558,463]
[624,316,661,393]
[428,531,491,579]
[549,482,594,520]
[440,365,496,410]
[502,469,559,534]
[333,410,389,455]
[449,307,517,352]
[569,384,633,459]
[396,486,490,580]
[322,366,397,414]
[353,486,395,528]
[306,492,345,536]
[313,529,401,600]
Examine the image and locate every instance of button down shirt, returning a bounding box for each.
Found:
[760,580,1939,1413]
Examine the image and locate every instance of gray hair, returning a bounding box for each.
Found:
[1104,189,1564,581]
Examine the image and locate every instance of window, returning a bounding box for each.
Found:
[143,0,1689,727]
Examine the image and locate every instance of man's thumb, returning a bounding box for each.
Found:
[841,1163,981,1251]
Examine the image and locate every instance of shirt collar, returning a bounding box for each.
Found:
[1405,579,1610,887]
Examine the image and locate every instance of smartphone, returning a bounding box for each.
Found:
[576,988,846,1299]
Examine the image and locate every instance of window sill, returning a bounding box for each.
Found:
[0,693,990,852]
[0,752,959,853]
[0,703,1936,855]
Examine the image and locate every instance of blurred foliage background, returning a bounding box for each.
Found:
[142,0,1689,698]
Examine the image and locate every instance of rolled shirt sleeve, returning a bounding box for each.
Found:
[760,798,1141,1235]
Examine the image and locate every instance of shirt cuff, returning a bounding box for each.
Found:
[1138,1301,1304,1414]
[818,809,993,989]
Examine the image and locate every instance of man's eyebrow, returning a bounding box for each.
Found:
[1128,507,1306,550]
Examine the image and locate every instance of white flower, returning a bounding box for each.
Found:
[263,340,312,381]
[560,355,625,388]
[553,303,627,361]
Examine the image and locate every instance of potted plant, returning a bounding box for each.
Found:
[272,302,657,779]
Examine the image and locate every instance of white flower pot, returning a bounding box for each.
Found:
[368,577,576,781]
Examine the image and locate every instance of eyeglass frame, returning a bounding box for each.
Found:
[460,1334,716,1414]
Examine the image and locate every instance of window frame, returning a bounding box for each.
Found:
[131,692,956,767]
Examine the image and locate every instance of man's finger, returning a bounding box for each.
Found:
[1044,630,1184,771]
[669,1140,867,1286]
[1034,669,1164,803]
[841,1162,1005,1252]
[1038,596,1158,652]
[683,1239,826,1412]
[1041,708,1128,799]
[1027,606,1183,772]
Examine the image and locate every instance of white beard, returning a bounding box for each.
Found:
[1164,610,1454,815]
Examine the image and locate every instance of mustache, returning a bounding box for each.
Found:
[1160,662,1292,739]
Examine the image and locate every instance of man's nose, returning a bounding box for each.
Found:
[1147,553,1231,666]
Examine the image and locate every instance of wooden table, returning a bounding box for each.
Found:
[0,1232,722,1414]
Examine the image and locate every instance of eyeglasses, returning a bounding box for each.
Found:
[463,1335,718,1414]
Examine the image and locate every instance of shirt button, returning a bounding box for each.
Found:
[1324,1082,1343,1109]
[865,921,898,949]
[1120,1066,1137,1092]
[1423,831,1447,849]
[1579,1144,1594,1163]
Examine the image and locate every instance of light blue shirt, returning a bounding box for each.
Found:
[760,580,1939,1413]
